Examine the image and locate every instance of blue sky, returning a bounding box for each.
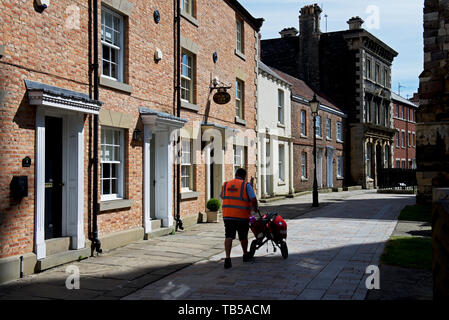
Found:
[240,0,423,99]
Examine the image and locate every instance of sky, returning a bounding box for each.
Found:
[239,0,423,100]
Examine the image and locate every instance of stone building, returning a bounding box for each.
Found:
[418,0,449,299]
[261,4,398,189]
[0,0,262,283]
[391,92,418,169]
[256,62,294,199]
[273,69,347,192]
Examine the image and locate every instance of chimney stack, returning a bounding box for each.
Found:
[279,27,299,38]
[347,16,364,30]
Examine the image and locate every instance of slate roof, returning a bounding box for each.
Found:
[139,107,188,123]
[391,92,419,108]
[24,79,102,105]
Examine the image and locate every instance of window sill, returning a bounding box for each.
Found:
[181,100,200,112]
[235,49,246,61]
[181,11,199,27]
[278,181,286,186]
[316,136,323,140]
[100,76,133,94]
[100,199,133,212]
[337,176,344,180]
[300,134,308,139]
[181,191,200,200]
[326,137,332,141]
[301,177,308,182]
[235,117,247,126]
[336,139,343,144]
[277,122,285,128]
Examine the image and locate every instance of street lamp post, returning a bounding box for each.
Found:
[310,94,320,207]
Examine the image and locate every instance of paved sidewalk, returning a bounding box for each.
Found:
[124,191,414,300]
[0,190,413,300]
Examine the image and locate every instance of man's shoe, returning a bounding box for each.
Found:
[224,258,232,269]
[243,253,252,262]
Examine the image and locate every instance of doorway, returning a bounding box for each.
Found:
[44,116,63,240]
[326,147,334,188]
[317,148,323,188]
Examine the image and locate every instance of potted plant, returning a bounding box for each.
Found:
[206,198,221,223]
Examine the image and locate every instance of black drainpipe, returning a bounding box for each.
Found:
[92,0,102,254]
[175,0,183,231]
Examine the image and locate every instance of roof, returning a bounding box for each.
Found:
[269,68,344,113]
[139,107,188,123]
[224,0,264,31]
[258,61,292,86]
[391,92,419,108]
[261,36,300,78]
[24,79,102,105]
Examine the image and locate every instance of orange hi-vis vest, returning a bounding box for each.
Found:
[221,179,252,220]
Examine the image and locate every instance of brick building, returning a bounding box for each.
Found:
[391,92,418,169]
[273,69,347,192]
[0,0,262,283]
[261,4,398,189]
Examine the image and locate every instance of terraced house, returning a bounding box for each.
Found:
[0,0,262,283]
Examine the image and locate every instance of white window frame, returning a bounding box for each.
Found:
[396,130,400,147]
[236,79,244,119]
[300,110,307,136]
[181,51,194,103]
[278,144,285,182]
[326,118,331,139]
[181,0,194,17]
[101,6,124,82]
[315,115,322,138]
[181,139,193,192]
[336,121,343,142]
[278,89,284,125]
[301,152,307,179]
[233,145,246,174]
[100,127,125,201]
[401,130,405,148]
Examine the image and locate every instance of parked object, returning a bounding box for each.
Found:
[248,211,288,259]
[206,198,221,223]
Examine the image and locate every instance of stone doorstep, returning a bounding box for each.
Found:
[37,247,91,272]
[45,237,71,256]
[144,227,174,240]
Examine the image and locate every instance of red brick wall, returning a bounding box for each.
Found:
[392,102,417,168]
[178,0,259,219]
[291,100,345,191]
[0,0,259,258]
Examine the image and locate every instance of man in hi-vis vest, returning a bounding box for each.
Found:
[220,168,258,269]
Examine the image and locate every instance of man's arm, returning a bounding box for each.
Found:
[246,183,258,213]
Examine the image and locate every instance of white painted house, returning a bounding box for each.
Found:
[257,61,294,198]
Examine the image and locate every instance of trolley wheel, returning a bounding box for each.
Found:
[249,239,258,258]
[280,240,288,259]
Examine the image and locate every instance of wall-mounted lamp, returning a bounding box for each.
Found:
[35,0,50,11]
[133,128,142,142]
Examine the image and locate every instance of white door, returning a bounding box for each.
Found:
[317,149,323,188]
[327,149,334,188]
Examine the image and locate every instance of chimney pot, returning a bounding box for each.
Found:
[280,27,299,38]
[347,16,364,30]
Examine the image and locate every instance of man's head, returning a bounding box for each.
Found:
[235,168,247,180]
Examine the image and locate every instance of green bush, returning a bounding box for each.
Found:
[206,198,221,212]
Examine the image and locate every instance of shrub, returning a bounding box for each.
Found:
[206,198,221,212]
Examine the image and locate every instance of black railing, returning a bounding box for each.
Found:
[378,168,417,190]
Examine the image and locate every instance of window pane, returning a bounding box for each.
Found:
[102,179,110,195]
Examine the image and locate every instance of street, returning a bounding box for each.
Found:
[0,190,414,300]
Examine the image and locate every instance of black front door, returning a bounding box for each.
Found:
[210,148,214,199]
[45,116,63,240]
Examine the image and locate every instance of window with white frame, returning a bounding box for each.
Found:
[278,144,285,182]
[181,139,193,191]
[236,79,244,118]
[337,156,343,178]
[278,89,284,124]
[181,0,194,17]
[301,152,307,179]
[315,115,322,138]
[233,145,246,174]
[396,160,400,168]
[101,127,125,200]
[384,145,390,168]
[326,118,331,139]
[236,18,243,53]
[101,7,124,81]
[337,121,343,142]
[401,131,405,148]
[300,110,307,136]
[181,51,194,103]
[412,133,415,147]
